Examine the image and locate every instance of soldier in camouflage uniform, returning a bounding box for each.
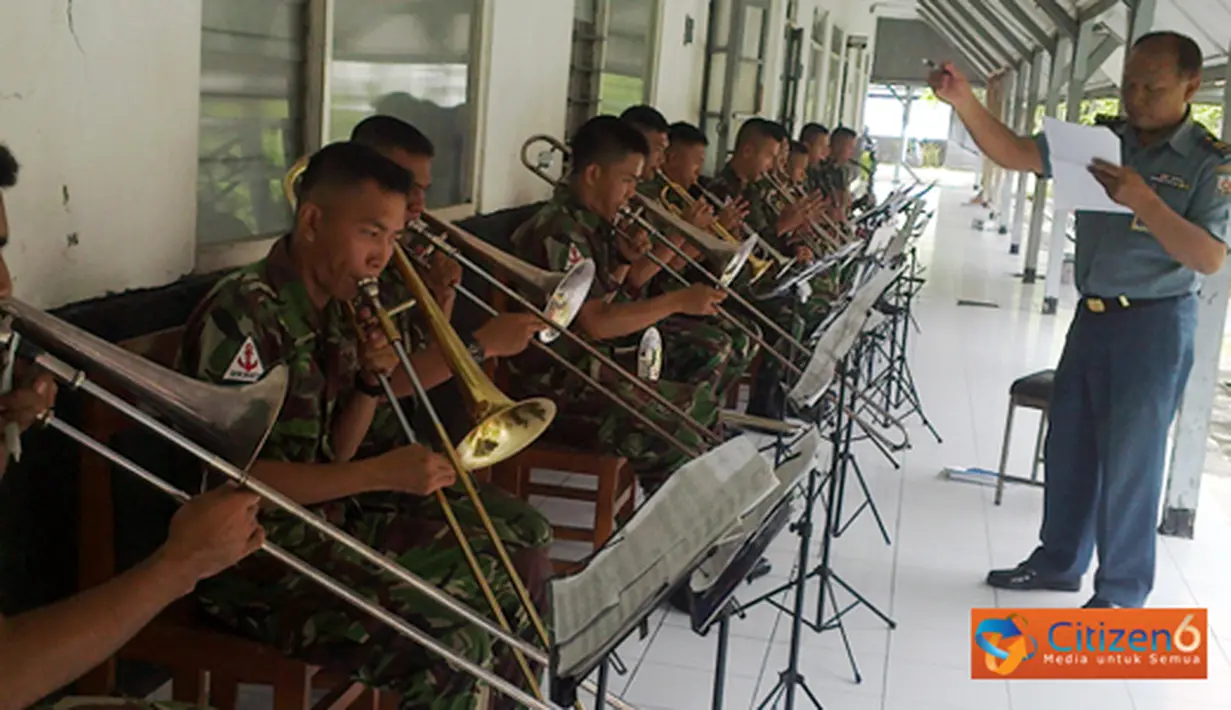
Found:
[619,109,758,402]
[701,120,844,416]
[507,116,726,494]
[177,142,550,710]
[1,143,262,710]
[799,123,831,195]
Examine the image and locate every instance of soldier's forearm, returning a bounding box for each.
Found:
[331,393,380,463]
[577,293,682,341]
[386,342,454,398]
[247,457,394,507]
[0,549,195,710]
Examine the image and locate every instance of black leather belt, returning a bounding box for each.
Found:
[1081,294,1185,313]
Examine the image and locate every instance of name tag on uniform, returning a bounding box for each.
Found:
[1149,173,1190,191]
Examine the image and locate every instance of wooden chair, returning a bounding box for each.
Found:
[74,327,395,710]
[491,445,636,574]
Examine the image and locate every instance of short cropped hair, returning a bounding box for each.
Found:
[0,144,17,189]
[297,142,412,204]
[831,127,858,144]
[620,105,671,134]
[799,123,830,144]
[668,121,709,148]
[1133,31,1203,77]
[350,115,436,158]
[788,140,810,156]
[760,120,789,142]
[734,118,780,149]
[571,115,650,170]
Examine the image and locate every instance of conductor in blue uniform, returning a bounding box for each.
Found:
[929,31,1231,608]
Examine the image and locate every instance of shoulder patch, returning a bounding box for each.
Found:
[1218,174,1231,196]
[1200,129,1231,159]
[566,242,585,268]
[223,335,266,383]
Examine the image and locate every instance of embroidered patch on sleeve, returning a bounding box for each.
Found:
[223,335,266,383]
[1218,174,1231,196]
[566,242,585,268]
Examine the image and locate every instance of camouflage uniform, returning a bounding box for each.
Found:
[812,158,850,204]
[175,236,552,710]
[633,174,759,399]
[507,189,721,494]
[703,165,838,415]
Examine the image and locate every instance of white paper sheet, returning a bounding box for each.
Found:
[1042,117,1131,215]
[548,435,779,677]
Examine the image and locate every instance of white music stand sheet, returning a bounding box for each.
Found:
[689,427,830,594]
[789,263,906,409]
[549,435,779,676]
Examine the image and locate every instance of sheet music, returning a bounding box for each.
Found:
[689,427,830,594]
[550,435,778,677]
[1042,117,1130,214]
[789,263,906,408]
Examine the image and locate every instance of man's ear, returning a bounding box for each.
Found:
[1184,75,1201,103]
[297,201,323,243]
[582,163,603,189]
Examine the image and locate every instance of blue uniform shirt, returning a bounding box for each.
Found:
[1035,113,1231,299]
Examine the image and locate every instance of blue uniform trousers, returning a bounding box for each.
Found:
[1026,294,1196,608]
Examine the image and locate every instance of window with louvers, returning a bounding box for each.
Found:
[196,0,307,245]
[328,0,479,208]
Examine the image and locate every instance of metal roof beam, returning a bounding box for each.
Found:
[948,0,1024,65]
[1079,0,1124,22]
[921,0,1007,69]
[918,8,994,77]
[919,4,998,73]
[1035,0,1079,37]
[970,0,1033,58]
[994,0,1058,53]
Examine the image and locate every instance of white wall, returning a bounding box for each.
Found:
[651,0,710,124]
[475,0,574,213]
[0,0,201,309]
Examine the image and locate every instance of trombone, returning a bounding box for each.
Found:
[0,298,557,709]
[655,170,775,284]
[284,157,638,708]
[518,136,910,451]
[520,135,804,364]
[688,179,795,280]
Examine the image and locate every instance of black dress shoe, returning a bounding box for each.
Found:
[986,561,1081,592]
[1081,596,1118,609]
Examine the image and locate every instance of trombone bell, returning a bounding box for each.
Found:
[638,327,663,382]
[381,247,557,471]
[539,259,594,344]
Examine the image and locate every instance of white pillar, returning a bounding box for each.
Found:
[1024,36,1069,282]
[1042,21,1096,315]
[1160,45,1231,538]
[997,65,1023,235]
[1011,51,1044,255]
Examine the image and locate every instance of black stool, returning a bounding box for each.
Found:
[994,369,1054,505]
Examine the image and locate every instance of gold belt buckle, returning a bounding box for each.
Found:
[1086,298,1106,313]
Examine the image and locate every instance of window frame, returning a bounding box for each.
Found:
[196,0,490,267]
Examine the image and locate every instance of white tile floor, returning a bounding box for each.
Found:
[560,173,1231,710]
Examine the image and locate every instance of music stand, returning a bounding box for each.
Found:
[547,436,779,707]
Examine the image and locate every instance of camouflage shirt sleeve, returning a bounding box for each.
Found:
[177,268,322,464]
[513,200,612,301]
